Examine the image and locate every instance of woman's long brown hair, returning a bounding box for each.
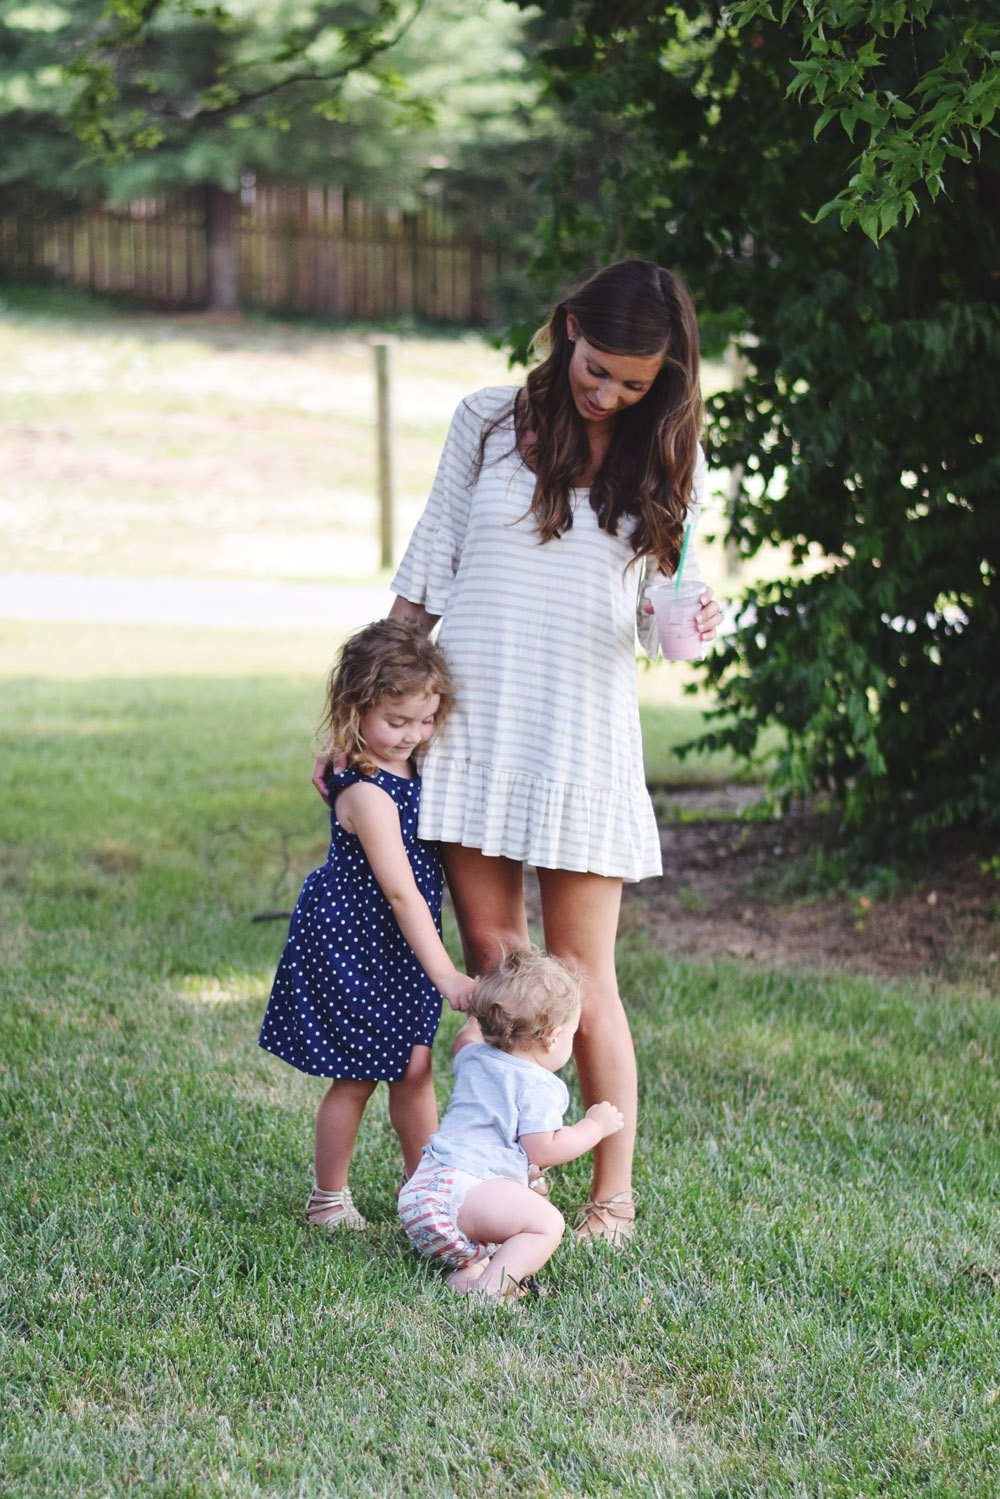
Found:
[484,259,702,575]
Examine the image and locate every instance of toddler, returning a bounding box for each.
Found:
[398,948,624,1300]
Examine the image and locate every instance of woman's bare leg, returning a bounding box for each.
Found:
[387,1045,438,1179]
[536,867,636,1242]
[441,844,530,1050]
[440,844,530,974]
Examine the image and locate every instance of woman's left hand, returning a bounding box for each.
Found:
[643,585,722,641]
[695,588,722,642]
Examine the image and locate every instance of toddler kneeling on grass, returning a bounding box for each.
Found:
[398,948,624,1302]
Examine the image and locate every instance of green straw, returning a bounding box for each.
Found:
[675,523,692,591]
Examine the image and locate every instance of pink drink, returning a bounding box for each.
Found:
[649,580,704,661]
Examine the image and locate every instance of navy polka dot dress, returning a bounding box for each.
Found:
[258,765,445,1082]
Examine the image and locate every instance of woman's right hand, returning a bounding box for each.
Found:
[312,755,331,804]
[312,748,347,804]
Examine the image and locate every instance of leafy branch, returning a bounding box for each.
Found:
[730,0,1000,238]
[66,0,427,160]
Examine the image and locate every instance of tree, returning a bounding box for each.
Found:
[508,1,1000,862]
[1,0,555,307]
[732,0,1000,240]
[65,0,430,166]
[0,0,106,199]
[61,0,553,218]
[1,0,432,304]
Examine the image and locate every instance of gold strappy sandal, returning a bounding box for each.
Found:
[306,1183,366,1232]
[571,1191,637,1246]
[528,1165,551,1199]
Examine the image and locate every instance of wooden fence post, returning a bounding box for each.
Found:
[374,342,394,570]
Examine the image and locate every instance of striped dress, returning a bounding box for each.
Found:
[391,386,705,882]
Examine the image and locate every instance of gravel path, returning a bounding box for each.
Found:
[0,571,393,631]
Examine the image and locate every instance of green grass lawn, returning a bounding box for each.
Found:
[3,295,996,1495]
[2,622,998,1497]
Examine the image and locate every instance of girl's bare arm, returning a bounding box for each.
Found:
[336,780,474,1011]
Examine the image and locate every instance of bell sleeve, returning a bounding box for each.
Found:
[391,392,491,617]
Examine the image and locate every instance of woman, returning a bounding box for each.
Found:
[318,259,720,1242]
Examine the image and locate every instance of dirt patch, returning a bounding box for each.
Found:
[526,788,999,990]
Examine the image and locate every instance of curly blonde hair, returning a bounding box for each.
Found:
[469,948,583,1053]
[320,618,454,778]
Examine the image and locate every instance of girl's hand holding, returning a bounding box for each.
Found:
[442,972,477,1012]
[586,1101,626,1139]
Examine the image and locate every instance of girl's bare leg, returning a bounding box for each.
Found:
[446,1259,489,1294]
[387,1045,438,1179]
[536,867,636,1242]
[314,1078,377,1194]
[453,1179,565,1299]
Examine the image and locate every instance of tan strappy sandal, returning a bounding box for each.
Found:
[571,1191,637,1246]
[306,1183,366,1232]
[528,1165,551,1199]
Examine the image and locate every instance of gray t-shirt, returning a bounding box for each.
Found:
[425,1042,570,1183]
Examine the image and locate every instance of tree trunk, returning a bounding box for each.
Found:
[204,185,241,311]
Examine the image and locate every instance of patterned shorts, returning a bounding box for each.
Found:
[398,1159,491,1271]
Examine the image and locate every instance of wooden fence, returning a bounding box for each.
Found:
[0,185,503,324]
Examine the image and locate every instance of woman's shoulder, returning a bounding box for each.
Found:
[454,385,521,429]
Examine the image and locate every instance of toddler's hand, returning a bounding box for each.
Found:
[443,973,477,1012]
[586,1101,625,1139]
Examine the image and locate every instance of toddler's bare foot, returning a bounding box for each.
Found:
[446,1260,488,1294]
[471,1276,526,1306]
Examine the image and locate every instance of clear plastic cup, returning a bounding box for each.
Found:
[648,579,705,660]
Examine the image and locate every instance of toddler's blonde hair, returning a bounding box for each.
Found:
[470,947,582,1053]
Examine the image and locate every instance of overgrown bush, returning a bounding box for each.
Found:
[509,1,1000,862]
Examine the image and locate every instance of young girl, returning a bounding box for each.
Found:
[397,948,625,1301]
[259,618,476,1232]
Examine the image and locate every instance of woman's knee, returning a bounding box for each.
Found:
[575,975,628,1029]
[466,925,531,973]
[441,846,528,973]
